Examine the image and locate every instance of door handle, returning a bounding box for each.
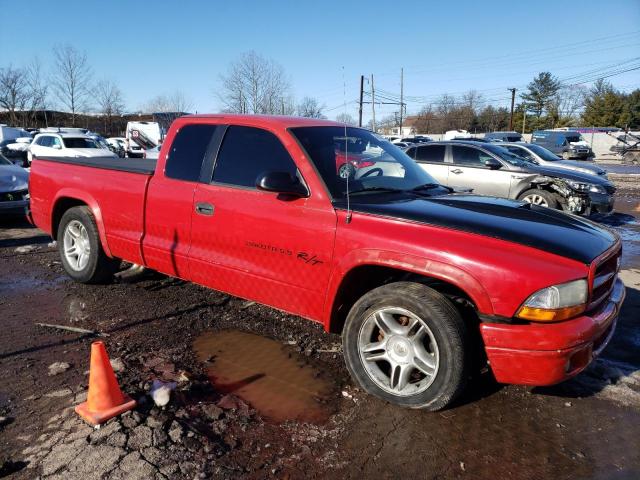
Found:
[451,169,463,174]
[195,202,214,216]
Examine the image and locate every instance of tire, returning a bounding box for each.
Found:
[342,282,469,411]
[338,163,355,179]
[57,206,120,284]
[562,151,571,160]
[518,188,558,209]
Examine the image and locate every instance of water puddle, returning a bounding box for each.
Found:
[194,330,335,424]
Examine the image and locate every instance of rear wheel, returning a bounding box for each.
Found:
[518,188,558,209]
[342,282,469,411]
[58,207,120,283]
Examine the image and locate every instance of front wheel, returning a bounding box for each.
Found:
[518,188,558,209]
[58,206,120,284]
[342,282,469,411]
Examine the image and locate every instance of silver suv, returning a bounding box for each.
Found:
[404,141,615,215]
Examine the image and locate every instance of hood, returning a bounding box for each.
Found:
[554,160,606,176]
[524,163,612,186]
[339,193,617,264]
[0,164,29,192]
[62,148,116,158]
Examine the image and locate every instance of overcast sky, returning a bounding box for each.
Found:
[2,0,639,122]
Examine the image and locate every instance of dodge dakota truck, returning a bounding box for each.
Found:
[29,115,625,411]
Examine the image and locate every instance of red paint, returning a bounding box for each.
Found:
[29,114,624,388]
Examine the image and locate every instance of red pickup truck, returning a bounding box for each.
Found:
[30,115,625,410]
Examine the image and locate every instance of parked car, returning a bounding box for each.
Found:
[143,145,161,160]
[0,154,29,217]
[531,130,593,159]
[28,132,117,164]
[484,131,524,143]
[0,137,31,167]
[30,115,624,411]
[400,136,431,144]
[107,137,126,157]
[501,142,607,177]
[406,141,615,215]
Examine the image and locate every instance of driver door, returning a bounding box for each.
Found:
[189,125,337,320]
[448,145,512,197]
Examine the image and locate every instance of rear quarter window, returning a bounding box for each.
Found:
[415,145,446,163]
[165,124,219,182]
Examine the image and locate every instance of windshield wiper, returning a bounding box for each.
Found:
[409,183,442,191]
[348,186,406,195]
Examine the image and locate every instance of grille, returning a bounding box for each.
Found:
[590,248,620,311]
[0,189,27,202]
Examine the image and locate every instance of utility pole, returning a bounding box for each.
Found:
[522,109,526,135]
[370,74,376,132]
[508,88,516,130]
[358,75,364,127]
[399,67,404,136]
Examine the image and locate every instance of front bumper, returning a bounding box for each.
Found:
[480,277,625,386]
[588,192,615,214]
[0,199,29,217]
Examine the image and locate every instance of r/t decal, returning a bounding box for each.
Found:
[297,252,323,266]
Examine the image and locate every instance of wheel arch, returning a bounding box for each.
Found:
[51,190,112,258]
[325,255,493,335]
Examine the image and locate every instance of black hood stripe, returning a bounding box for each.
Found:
[336,194,617,264]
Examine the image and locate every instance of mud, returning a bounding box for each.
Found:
[1,176,640,480]
[194,330,336,424]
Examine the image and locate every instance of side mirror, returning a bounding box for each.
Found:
[53,144,62,150]
[484,158,502,170]
[256,171,309,198]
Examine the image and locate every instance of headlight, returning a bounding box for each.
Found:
[567,181,606,194]
[515,279,588,322]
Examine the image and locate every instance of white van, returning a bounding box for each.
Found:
[125,122,161,158]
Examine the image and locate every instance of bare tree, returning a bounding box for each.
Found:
[25,58,48,119]
[335,112,356,125]
[218,51,291,114]
[51,45,93,125]
[0,66,29,125]
[297,96,326,118]
[142,90,193,113]
[94,79,125,133]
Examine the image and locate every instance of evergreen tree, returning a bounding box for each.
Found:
[521,72,561,117]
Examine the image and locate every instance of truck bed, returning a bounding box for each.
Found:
[36,156,156,175]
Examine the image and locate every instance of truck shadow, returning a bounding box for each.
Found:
[0,217,50,248]
[532,284,640,401]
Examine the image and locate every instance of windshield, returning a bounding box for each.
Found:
[63,137,98,149]
[565,135,583,143]
[290,126,439,198]
[506,136,522,142]
[0,154,12,166]
[526,144,562,161]
[482,144,527,166]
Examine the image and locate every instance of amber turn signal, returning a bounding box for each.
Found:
[516,304,586,322]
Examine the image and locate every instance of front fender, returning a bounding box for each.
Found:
[52,188,112,258]
[322,248,494,329]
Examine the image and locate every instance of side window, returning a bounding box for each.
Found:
[213,126,298,188]
[506,146,533,161]
[451,146,486,166]
[165,124,218,182]
[415,145,445,163]
[38,136,50,147]
[405,147,416,159]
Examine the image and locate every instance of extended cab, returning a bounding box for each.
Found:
[29,115,625,411]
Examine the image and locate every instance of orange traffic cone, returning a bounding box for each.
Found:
[75,341,136,425]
